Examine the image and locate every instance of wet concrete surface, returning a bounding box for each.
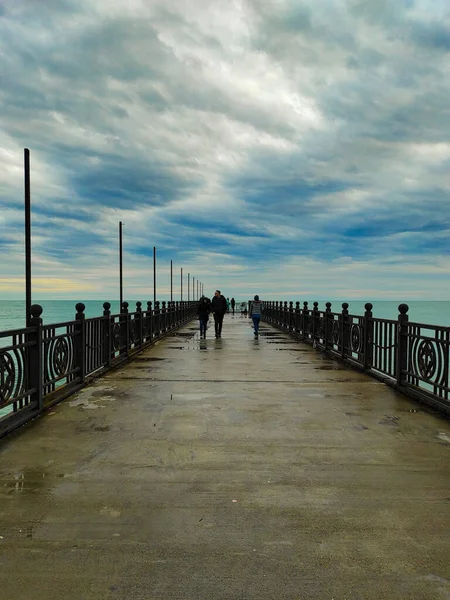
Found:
[1,315,450,599]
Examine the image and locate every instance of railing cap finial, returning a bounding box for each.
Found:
[398,303,409,315]
[30,303,43,318]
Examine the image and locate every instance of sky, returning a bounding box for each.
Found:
[1,0,450,302]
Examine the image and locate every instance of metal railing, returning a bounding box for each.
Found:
[261,301,450,417]
[0,300,197,438]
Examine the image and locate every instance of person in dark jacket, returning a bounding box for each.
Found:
[230,298,236,315]
[211,290,227,338]
[197,296,211,338]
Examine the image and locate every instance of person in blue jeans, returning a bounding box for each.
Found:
[197,296,211,338]
[250,295,262,337]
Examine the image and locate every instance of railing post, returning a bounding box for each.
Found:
[121,301,129,356]
[363,302,374,370]
[396,304,409,386]
[324,302,332,352]
[294,302,300,334]
[136,301,143,348]
[146,301,153,341]
[154,301,161,337]
[302,302,308,339]
[341,302,349,359]
[170,301,175,329]
[312,301,319,344]
[28,304,43,411]
[75,303,86,384]
[283,301,288,329]
[162,301,167,332]
[289,301,294,332]
[103,302,112,368]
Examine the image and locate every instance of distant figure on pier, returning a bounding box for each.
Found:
[226,297,231,312]
[230,298,236,315]
[211,290,227,338]
[250,295,262,337]
[197,296,211,339]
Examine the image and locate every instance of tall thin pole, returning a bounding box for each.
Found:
[119,221,123,310]
[193,277,195,302]
[24,149,32,326]
[170,260,173,302]
[188,273,190,302]
[153,246,156,305]
[181,268,183,301]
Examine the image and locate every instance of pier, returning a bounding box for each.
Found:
[1,314,449,599]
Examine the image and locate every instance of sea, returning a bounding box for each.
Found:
[1,299,450,332]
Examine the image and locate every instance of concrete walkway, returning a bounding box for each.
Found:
[1,315,450,600]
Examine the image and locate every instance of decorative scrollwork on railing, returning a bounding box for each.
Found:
[317,317,325,339]
[112,323,122,351]
[129,319,135,344]
[351,324,362,353]
[414,338,440,382]
[332,320,340,345]
[0,349,26,405]
[45,335,75,383]
[143,317,151,337]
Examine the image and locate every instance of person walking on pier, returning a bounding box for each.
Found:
[230,297,235,315]
[250,295,262,337]
[211,290,227,338]
[197,296,211,339]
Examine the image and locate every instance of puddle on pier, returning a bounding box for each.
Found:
[275,348,308,351]
[170,332,196,338]
[1,468,60,495]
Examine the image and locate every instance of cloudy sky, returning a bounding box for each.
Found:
[1,0,450,302]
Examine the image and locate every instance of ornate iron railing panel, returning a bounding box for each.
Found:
[42,322,79,395]
[346,314,365,365]
[404,322,450,402]
[0,328,36,419]
[329,315,341,354]
[110,313,128,362]
[142,309,153,342]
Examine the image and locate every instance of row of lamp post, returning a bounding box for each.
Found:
[23,149,205,325]
[118,221,204,308]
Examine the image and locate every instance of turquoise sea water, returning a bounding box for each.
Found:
[1,299,450,331]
